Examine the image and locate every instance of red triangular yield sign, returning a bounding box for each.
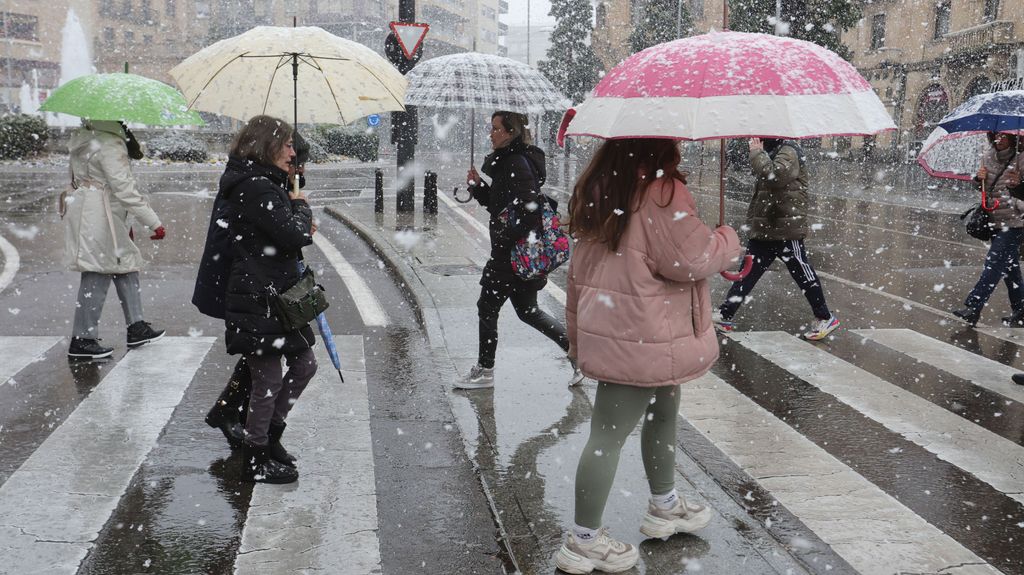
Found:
[389,22,429,60]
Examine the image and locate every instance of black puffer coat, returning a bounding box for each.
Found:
[219,156,315,356]
[471,139,552,287]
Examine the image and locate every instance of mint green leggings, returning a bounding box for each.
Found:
[574,382,681,529]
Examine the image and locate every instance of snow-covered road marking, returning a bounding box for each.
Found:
[678,373,997,575]
[854,328,1024,405]
[0,337,215,575]
[312,233,388,327]
[235,336,380,573]
[0,336,61,386]
[0,232,20,295]
[437,192,567,306]
[731,331,1024,506]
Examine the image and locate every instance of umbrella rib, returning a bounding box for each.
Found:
[261,55,293,117]
[309,56,348,124]
[188,52,251,109]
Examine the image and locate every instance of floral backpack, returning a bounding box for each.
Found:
[498,155,571,280]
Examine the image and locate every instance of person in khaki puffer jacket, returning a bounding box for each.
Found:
[63,120,166,359]
[553,139,742,575]
[713,137,839,341]
[953,131,1024,327]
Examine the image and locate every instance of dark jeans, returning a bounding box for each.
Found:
[243,348,317,446]
[719,238,831,321]
[965,227,1024,312]
[477,274,569,369]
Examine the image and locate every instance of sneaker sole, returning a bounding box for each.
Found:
[453,381,495,390]
[127,331,165,348]
[67,350,114,359]
[554,546,637,574]
[640,507,713,538]
[803,321,840,341]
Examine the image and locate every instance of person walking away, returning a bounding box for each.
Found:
[555,139,743,574]
[63,120,166,359]
[195,132,313,460]
[713,137,839,340]
[219,116,317,484]
[953,132,1024,327]
[455,111,581,390]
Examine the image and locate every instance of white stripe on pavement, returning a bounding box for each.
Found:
[312,233,388,327]
[438,190,567,306]
[853,328,1024,405]
[0,232,20,295]
[678,374,998,575]
[0,336,62,385]
[731,332,1024,506]
[235,336,380,575]
[0,337,215,575]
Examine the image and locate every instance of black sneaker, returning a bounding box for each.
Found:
[1013,374,1024,386]
[68,337,114,359]
[126,321,165,348]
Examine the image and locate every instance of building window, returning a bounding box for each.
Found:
[964,76,992,101]
[0,13,39,41]
[122,0,133,18]
[103,27,115,47]
[195,0,209,18]
[870,14,885,49]
[690,0,705,19]
[166,0,175,17]
[101,0,116,16]
[934,0,950,38]
[141,0,153,21]
[124,30,134,45]
[983,0,999,22]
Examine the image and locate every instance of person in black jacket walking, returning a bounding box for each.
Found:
[455,111,581,390]
[214,115,317,484]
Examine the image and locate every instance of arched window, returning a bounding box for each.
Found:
[964,76,992,102]
[596,3,608,29]
[914,84,948,140]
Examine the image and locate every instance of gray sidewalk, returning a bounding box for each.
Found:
[324,197,836,575]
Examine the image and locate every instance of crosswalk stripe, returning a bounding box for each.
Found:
[0,336,62,385]
[678,373,998,574]
[234,336,380,574]
[853,328,1024,405]
[731,332,1024,506]
[312,232,389,327]
[0,337,215,575]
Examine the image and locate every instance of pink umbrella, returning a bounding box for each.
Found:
[557,31,895,279]
[917,127,1024,211]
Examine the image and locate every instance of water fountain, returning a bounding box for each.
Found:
[49,7,93,126]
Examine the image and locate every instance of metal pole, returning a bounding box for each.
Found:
[374,168,384,213]
[424,170,437,214]
[526,0,531,65]
[677,0,683,38]
[470,107,475,166]
[396,0,417,213]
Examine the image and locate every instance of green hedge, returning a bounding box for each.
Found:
[314,125,379,162]
[0,114,48,160]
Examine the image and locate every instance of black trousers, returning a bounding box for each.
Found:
[477,269,569,369]
[719,238,831,321]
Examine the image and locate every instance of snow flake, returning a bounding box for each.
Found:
[272,337,286,349]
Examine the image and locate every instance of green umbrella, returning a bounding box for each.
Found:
[40,73,204,126]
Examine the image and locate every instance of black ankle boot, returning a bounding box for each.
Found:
[1002,309,1024,327]
[268,421,297,468]
[241,443,298,484]
[205,362,252,450]
[952,307,981,326]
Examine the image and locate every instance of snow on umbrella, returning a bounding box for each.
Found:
[406,52,570,169]
[557,31,895,279]
[938,90,1024,134]
[169,26,406,126]
[917,127,991,181]
[39,73,203,126]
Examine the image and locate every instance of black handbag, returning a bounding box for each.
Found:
[232,242,328,331]
[961,204,994,241]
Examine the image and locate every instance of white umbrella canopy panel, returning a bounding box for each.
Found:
[169,26,407,124]
[405,52,570,114]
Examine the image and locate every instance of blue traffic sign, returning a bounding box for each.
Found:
[367,114,381,127]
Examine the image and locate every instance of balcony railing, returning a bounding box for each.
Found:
[946,21,1014,54]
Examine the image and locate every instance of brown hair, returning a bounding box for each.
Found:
[230,115,293,167]
[492,111,532,145]
[569,138,686,251]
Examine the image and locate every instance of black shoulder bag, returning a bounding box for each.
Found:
[961,157,1016,242]
[232,242,328,332]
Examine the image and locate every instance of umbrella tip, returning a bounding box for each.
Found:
[338,369,345,383]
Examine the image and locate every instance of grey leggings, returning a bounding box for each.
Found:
[243,348,317,447]
[72,271,144,338]
[574,382,681,529]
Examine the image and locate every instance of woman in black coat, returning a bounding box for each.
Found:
[216,115,317,484]
[455,111,581,390]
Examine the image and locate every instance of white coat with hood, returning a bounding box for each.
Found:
[63,120,161,274]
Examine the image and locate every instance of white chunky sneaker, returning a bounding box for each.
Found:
[568,357,585,388]
[639,496,713,539]
[554,528,639,574]
[454,364,494,390]
[802,314,840,341]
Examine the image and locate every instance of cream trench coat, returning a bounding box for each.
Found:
[63,120,161,274]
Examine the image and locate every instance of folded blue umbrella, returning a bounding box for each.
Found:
[300,261,344,383]
[939,90,1024,134]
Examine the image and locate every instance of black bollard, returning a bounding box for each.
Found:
[374,168,384,214]
[423,171,438,214]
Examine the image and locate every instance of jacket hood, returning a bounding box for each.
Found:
[220,155,289,196]
[482,139,547,185]
[68,120,126,155]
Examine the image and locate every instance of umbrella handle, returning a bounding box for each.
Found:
[453,185,474,203]
[981,181,1000,212]
[720,255,754,281]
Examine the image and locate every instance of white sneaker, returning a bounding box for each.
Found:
[640,496,713,539]
[712,309,735,333]
[568,357,584,387]
[554,528,639,574]
[803,314,840,341]
[454,364,494,389]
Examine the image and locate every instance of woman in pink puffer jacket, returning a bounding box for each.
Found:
[554,138,742,575]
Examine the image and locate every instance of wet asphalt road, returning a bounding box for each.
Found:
[1,156,1023,574]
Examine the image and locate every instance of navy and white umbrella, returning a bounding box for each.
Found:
[939,90,1024,133]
